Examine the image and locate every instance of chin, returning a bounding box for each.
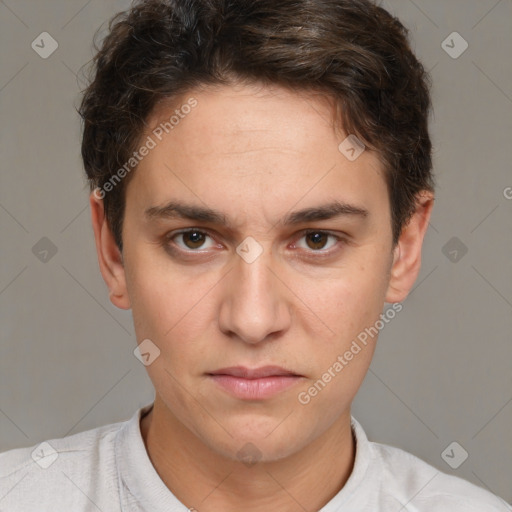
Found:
[218,439,300,465]
[204,425,308,465]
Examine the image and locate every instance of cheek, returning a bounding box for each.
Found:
[295,267,385,415]
[293,256,390,346]
[125,250,219,359]
[128,276,176,339]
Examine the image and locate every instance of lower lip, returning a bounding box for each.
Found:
[208,374,302,400]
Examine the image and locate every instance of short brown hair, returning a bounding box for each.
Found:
[79,0,434,251]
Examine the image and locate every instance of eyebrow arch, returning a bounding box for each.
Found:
[144,200,369,227]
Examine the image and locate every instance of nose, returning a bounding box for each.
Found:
[218,247,291,345]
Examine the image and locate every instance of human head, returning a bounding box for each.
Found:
[82,0,435,464]
[79,0,434,252]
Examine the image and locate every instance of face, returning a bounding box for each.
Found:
[93,82,429,463]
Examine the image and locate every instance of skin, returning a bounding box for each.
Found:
[90,82,434,512]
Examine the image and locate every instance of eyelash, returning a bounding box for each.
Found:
[165,228,345,258]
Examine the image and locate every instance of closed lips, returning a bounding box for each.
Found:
[207,366,301,379]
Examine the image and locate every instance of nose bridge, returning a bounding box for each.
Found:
[237,247,275,302]
[219,243,289,344]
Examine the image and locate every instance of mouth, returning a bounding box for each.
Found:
[206,366,303,400]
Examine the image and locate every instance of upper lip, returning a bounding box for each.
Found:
[208,366,300,379]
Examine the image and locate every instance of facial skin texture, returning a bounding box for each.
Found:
[90,82,433,512]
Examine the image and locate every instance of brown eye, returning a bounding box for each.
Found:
[304,231,329,250]
[296,230,340,252]
[182,231,206,249]
[170,229,215,251]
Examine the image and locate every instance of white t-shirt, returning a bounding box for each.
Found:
[0,402,510,511]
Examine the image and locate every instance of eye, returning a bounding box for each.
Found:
[294,230,340,252]
[165,228,343,256]
[168,229,216,251]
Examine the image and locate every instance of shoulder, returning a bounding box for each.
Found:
[0,417,127,511]
[370,440,511,511]
[0,420,121,476]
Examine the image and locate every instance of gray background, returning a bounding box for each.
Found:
[1,0,511,505]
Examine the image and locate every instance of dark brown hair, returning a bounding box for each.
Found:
[79,0,434,251]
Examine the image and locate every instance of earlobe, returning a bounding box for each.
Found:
[89,191,131,310]
[385,191,434,303]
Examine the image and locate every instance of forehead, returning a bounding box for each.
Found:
[147,83,348,155]
[129,82,389,230]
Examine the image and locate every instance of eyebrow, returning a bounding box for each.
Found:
[144,200,369,227]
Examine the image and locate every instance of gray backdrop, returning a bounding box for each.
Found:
[1,0,511,505]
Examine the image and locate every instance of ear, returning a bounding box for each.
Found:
[89,190,131,310]
[385,191,434,303]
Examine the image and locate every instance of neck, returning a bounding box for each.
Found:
[140,396,355,512]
